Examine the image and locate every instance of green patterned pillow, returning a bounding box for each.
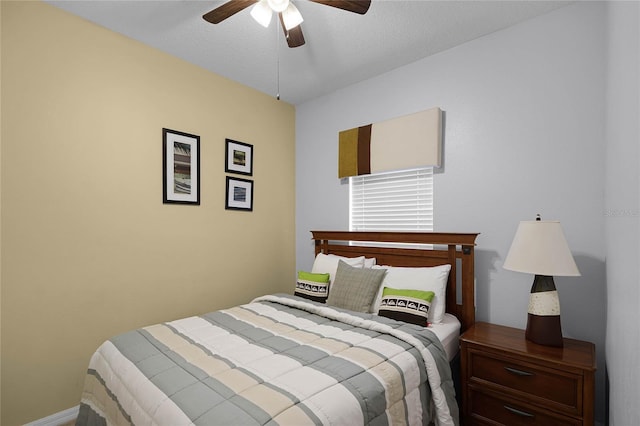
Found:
[326,260,386,312]
[295,271,330,303]
[377,287,435,326]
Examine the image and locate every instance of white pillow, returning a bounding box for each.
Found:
[311,253,365,284]
[364,257,377,268]
[371,264,452,323]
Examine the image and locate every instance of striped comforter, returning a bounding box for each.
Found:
[77,294,458,426]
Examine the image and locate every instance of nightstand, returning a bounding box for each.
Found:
[460,322,596,425]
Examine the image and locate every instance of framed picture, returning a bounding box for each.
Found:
[163,128,200,205]
[225,139,253,176]
[225,176,254,211]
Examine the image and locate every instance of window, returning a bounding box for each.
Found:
[349,167,433,232]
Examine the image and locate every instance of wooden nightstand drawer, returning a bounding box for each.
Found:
[468,349,581,413]
[460,323,596,425]
[468,387,581,426]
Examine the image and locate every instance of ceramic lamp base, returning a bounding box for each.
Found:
[526,313,563,347]
[525,275,563,347]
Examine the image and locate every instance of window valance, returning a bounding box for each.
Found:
[338,107,442,178]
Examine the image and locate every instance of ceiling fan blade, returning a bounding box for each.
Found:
[308,0,371,15]
[279,13,305,48]
[203,0,258,24]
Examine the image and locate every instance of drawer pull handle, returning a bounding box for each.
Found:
[504,366,534,377]
[504,405,535,418]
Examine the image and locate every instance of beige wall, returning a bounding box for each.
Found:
[1,2,296,424]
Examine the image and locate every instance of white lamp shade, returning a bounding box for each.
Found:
[281,2,303,30]
[503,220,580,276]
[251,0,273,27]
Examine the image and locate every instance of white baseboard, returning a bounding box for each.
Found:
[25,406,79,426]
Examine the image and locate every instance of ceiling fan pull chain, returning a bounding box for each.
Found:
[276,21,281,100]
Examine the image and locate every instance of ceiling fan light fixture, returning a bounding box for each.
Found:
[250,0,273,27]
[203,0,372,48]
[281,3,303,30]
[267,0,290,13]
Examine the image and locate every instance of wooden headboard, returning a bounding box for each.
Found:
[311,231,479,332]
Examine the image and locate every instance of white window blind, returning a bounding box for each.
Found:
[349,167,433,232]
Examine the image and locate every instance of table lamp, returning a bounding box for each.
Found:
[503,215,580,347]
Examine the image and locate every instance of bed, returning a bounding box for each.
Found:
[77,231,478,426]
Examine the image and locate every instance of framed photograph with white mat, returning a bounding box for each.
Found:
[225,139,253,176]
[225,176,253,211]
[163,128,200,205]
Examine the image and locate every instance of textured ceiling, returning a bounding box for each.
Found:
[46,0,571,105]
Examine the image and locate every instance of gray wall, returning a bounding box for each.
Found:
[295,2,614,423]
[604,1,640,425]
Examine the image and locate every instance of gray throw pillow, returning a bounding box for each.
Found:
[327,260,386,313]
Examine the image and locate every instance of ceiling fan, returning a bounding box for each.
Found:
[203,0,371,48]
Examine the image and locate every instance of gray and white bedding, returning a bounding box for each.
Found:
[77,294,458,426]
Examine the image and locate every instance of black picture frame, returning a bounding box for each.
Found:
[163,128,200,205]
[225,176,254,211]
[225,139,253,176]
